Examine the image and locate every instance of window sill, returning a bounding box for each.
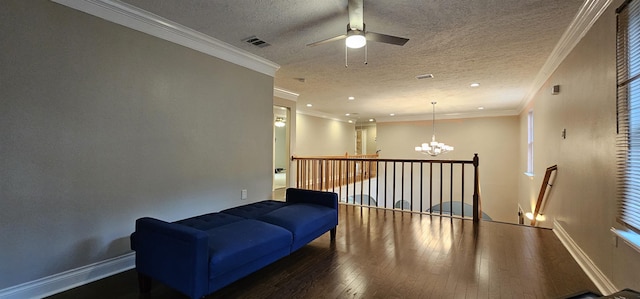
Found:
[611,227,640,254]
[524,172,535,177]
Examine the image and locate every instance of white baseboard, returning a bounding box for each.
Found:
[0,252,135,299]
[553,220,618,295]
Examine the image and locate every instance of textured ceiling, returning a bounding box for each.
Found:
[122,0,584,122]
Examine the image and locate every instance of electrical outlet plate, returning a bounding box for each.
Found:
[241,189,248,200]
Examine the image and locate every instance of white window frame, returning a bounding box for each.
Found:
[525,110,534,176]
[614,0,640,252]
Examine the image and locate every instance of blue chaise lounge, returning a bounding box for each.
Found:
[130,188,338,298]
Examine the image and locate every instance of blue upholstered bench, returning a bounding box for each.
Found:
[130,188,338,299]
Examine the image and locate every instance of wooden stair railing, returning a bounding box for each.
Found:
[531,165,558,226]
[292,154,482,222]
[290,154,379,191]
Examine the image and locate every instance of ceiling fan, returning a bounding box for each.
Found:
[306,0,409,50]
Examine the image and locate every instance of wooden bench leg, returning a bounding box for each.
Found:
[330,228,336,241]
[138,272,152,293]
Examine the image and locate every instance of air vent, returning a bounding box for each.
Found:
[242,36,271,48]
[416,73,434,80]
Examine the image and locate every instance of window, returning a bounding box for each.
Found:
[526,110,534,175]
[617,0,640,234]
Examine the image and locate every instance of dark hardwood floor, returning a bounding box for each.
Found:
[47,204,598,299]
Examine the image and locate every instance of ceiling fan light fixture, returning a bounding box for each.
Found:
[346,30,366,48]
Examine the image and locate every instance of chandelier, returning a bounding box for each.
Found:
[415,102,454,156]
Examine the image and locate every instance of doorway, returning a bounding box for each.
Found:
[273,106,290,198]
[355,122,377,155]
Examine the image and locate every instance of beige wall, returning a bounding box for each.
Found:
[0,0,274,289]
[518,0,640,291]
[376,116,520,223]
[295,113,356,156]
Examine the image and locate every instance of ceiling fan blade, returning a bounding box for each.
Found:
[348,0,364,31]
[366,32,409,46]
[306,34,348,47]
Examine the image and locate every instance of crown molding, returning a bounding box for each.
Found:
[296,109,353,123]
[273,87,299,101]
[296,108,519,124]
[518,0,612,112]
[375,109,520,123]
[51,0,280,77]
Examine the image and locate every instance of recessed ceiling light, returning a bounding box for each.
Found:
[345,113,351,116]
[390,113,395,116]
[369,118,374,122]
[348,96,355,100]
[478,107,484,110]
[348,120,353,123]
[306,104,313,107]
[470,83,480,87]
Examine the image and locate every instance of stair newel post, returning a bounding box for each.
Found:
[473,153,480,222]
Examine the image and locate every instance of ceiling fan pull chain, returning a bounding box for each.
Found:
[364,43,368,65]
[345,43,349,68]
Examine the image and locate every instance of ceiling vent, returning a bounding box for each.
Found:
[242,36,271,48]
[416,74,434,80]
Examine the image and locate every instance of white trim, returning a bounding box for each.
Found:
[553,220,618,295]
[518,0,613,112]
[296,108,520,124]
[274,87,299,101]
[50,0,280,77]
[611,227,640,254]
[0,253,135,299]
[294,108,520,124]
[296,109,353,123]
[375,109,520,123]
